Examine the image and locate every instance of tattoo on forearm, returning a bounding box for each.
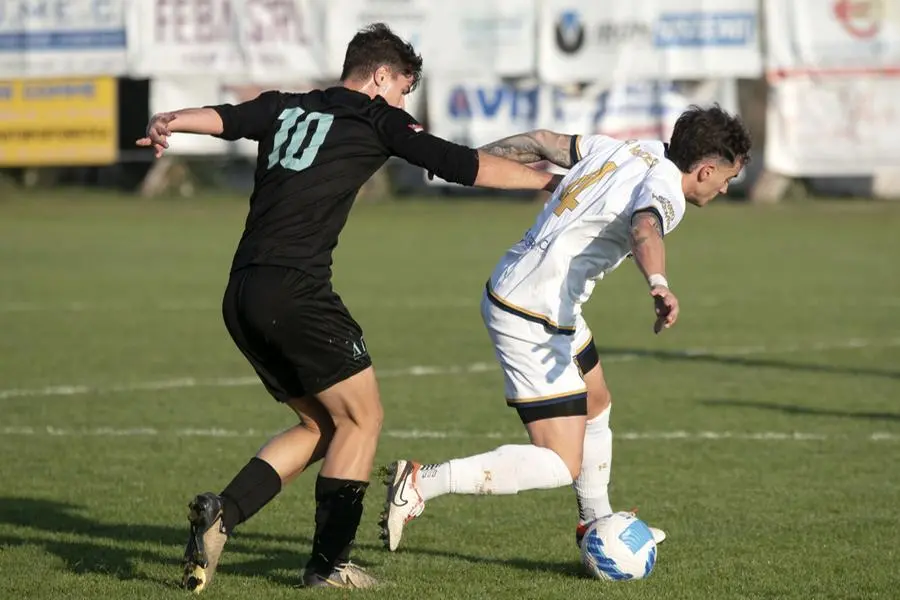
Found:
[480,134,543,164]
[480,130,574,168]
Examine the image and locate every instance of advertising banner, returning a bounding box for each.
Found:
[0,0,128,77]
[127,0,327,82]
[766,75,900,176]
[538,0,762,84]
[0,76,118,166]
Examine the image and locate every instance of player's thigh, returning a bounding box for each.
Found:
[314,367,383,433]
[221,267,307,402]
[271,278,382,430]
[481,293,589,473]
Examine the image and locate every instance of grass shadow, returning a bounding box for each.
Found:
[0,497,580,587]
[699,399,900,422]
[597,346,900,380]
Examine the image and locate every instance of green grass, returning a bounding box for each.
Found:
[0,191,899,599]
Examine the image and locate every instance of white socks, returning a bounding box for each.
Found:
[574,405,613,524]
[417,444,573,500]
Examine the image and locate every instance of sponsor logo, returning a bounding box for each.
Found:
[654,12,756,48]
[833,0,883,39]
[653,193,675,230]
[555,10,586,54]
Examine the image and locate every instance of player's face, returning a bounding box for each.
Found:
[374,67,414,109]
[687,159,743,206]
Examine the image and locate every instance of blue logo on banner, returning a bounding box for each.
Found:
[654,12,755,48]
[448,85,538,121]
[0,0,126,52]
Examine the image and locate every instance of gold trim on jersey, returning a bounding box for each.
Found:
[486,284,577,335]
[575,336,594,356]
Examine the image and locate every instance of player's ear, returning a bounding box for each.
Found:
[373,65,391,88]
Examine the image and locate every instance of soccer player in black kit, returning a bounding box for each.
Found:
[136,24,558,591]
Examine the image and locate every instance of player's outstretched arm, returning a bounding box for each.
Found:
[474,151,562,191]
[480,130,575,168]
[136,108,225,158]
[630,210,680,334]
[377,108,560,192]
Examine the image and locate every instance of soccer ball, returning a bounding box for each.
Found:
[580,512,657,581]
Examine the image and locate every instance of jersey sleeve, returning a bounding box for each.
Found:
[569,134,618,164]
[631,181,686,236]
[206,90,284,142]
[374,105,480,187]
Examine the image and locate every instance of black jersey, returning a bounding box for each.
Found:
[209,87,480,278]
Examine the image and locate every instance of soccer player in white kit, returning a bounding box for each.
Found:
[380,105,752,552]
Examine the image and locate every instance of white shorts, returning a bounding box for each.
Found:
[481,288,595,408]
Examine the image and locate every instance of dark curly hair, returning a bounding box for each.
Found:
[666,104,752,172]
[340,23,423,92]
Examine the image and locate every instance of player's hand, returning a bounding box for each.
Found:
[135,113,176,158]
[650,286,679,334]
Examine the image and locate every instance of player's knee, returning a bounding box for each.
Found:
[333,395,383,437]
[562,453,583,480]
[538,443,582,480]
[300,414,336,440]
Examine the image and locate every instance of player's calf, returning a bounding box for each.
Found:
[303,368,382,583]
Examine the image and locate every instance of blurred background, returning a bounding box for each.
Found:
[2,4,899,598]
[1,0,899,201]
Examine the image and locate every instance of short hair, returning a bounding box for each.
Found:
[667,104,752,172]
[340,23,423,92]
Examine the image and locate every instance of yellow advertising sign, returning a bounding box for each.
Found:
[0,77,118,167]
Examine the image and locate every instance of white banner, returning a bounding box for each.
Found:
[766,0,900,72]
[425,77,540,151]
[426,76,740,184]
[766,75,900,176]
[538,0,761,84]
[538,79,739,141]
[322,0,433,77]
[0,0,128,77]
[127,0,327,82]
[424,0,536,76]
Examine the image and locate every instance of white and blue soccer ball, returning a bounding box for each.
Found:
[580,512,657,581]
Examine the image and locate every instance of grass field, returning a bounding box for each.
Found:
[0,191,898,599]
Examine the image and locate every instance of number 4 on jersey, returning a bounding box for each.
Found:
[554,161,617,216]
[268,107,334,172]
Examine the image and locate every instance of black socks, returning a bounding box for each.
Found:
[219,457,282,533]
[306,475,369,573]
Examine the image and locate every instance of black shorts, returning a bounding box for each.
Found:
[221,265,372,402]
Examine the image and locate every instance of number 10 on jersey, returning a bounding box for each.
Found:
[268,107,334,172]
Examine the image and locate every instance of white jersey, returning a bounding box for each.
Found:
[487,134,687,333]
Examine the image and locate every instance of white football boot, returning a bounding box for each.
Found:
[379,460,426,551]
[576,514,667,548]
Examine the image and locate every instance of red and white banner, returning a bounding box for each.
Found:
[766,0,900,73]
[127,0,328,82]
[764,1,900,176]
[766,74,900,176]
